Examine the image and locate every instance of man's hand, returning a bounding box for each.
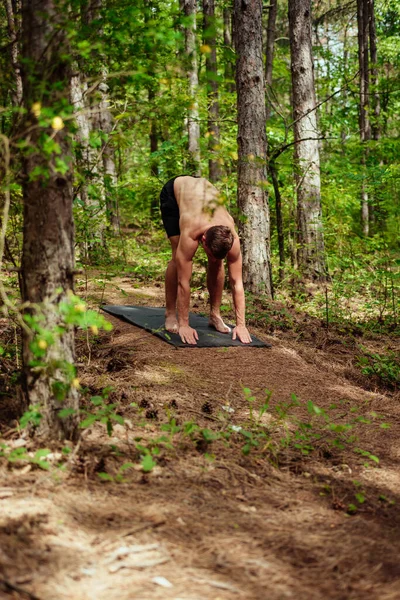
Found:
[178,325,199,345]
[232,325,252,344]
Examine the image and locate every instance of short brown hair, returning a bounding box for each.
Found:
[205,226,234,259]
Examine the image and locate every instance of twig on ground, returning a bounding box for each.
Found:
[186,408,219,422]
[122,520,166,538]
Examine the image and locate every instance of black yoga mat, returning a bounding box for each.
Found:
[101,305,271,348]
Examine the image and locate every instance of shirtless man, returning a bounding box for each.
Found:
[160,175,252,345]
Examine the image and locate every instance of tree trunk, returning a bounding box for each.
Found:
[4,0,23,106]
[144,0,160,217]
[234,0,273,297]
[181,0,201,175]
[265,0,278,121]
[270,161,285,283]
[149,86,160,217]
[87,0,119,234]
[341,23,349,147]
[20,0,79,441]
[223,6,235,93]
[288,0,327,281]
[368,0,380,140]
[203,0,221,182]
[98,80,120,234]
[357,0,371,236]
[70,69,107,261]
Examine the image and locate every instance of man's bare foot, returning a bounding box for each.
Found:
[208,314,231,334]
[165,314,178,333]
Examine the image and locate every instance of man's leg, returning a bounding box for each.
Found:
[165,235,180,333]
[207,259,231,333]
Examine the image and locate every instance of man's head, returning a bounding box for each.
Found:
[202,225,234,260]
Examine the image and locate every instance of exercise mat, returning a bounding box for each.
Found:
[101,305,271,348]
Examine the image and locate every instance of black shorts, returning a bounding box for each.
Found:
[160,176,181,238]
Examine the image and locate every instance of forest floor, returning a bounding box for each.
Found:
[1,271,400,600]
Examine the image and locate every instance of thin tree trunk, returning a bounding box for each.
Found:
[149,86,160,217]
[357,0,371,236]
[203,0,221,182]
[270,161,285,282]
[70,69,107,261]
[223,6,235,93]
[181,0,201,175]
[144,0,160,217]
[368,0,380,140]
[265,0,277,121]
[341,23,349,146]
[20,0,79,441]
[4,0,23,106]
[234,0,273,297]
[98,80,120,233]
[289,0,327,281]
[87,0,119,233]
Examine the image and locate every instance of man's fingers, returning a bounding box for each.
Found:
[233,327,252,344]
[179,326,198,344]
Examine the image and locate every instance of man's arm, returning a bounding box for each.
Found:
[175,235,199,344]
[227,242,252,344]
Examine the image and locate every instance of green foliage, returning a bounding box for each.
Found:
[19,405,43,429]
[98,462,135,483]
[0,444,52,471]
[356,348,400,388]
[80,387,124,437]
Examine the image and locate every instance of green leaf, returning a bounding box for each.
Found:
[80,415,98,428]
[91,396,104,406]
[98,472,114,481]
[141,454,156,472]
[58,408,76,418]
[119,462,135,473]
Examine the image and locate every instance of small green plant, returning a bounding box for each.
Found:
[0,444,53,470]
[98,462,135,482]
[19,405,43,429]
[229,389,385,466]
[356,349,400,389]
[80,387,124,436]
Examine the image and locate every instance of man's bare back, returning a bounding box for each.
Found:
[174,176,235,241]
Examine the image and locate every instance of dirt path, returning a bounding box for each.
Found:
[1,281,400,600]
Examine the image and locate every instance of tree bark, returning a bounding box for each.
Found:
[270,161,285,283]
[234,0,273,297]
[144,0,160,216]
[20,0,79,441]
[265,0,278,121]
[223,6,235,93]
[87,0,119,234]
[98,80,120,233]
[4,0,23,106]
[203,0,221,182]
[181,0,201,175]
[357,0,371,236]
[368,0,380,140]
[70,68,107,261]
[288,0,327,281]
